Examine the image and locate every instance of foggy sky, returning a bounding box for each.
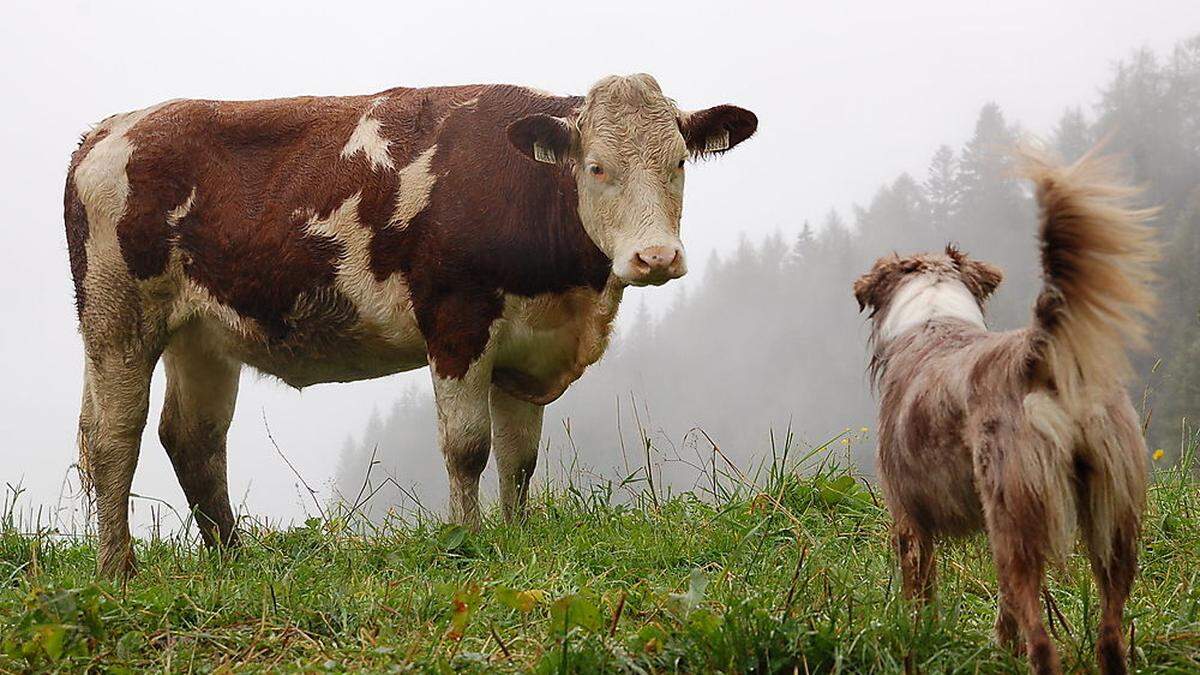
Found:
[1,0,1192,531]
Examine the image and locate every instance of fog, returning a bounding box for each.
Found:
[2,1,1194,531]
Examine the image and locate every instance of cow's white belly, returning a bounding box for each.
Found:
[164,281,429,388]
[164,276,622,397]
[208,316,428,388]
[235,331,429,388]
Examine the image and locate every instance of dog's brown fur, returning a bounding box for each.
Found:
[854,149,1157,675]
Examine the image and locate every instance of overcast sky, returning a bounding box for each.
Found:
[1,0,1193,531]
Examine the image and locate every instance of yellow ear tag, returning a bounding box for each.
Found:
[533,142,557,164]
[704,130,730,152]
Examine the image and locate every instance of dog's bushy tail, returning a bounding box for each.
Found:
[1022,147,1156,568]
[1025,148,1158,406]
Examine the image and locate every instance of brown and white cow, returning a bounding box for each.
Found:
[64,74,756,577]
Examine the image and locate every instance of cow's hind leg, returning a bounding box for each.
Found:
[85,346,159,579]
[490,386,543,521]
[158,322,241,549]
[432,360,493,528]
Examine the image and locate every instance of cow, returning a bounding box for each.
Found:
[64,73,757,578]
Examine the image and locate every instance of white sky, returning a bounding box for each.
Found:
[1,0,1193,530]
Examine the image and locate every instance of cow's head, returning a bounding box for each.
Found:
[508,74,757,286]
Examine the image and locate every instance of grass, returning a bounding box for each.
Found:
[2,432,1199,673]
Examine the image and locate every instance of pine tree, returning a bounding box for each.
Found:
[821,209,850,249]
[1053,107,1091,162]
[955,103,1034,330]
[1153,186,1200,453]
[925,145,960,237]
[793,220,815,264]
[958,103,1019,202]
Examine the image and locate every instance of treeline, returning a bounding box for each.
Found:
[335,36,1200,517]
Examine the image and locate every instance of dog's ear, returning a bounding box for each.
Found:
[945,244,1003,301]
[854,255,901,313]
[853,273,875,312]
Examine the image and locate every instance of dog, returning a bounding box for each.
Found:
[853,149,1157,675]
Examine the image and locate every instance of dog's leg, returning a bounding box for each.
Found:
[990,522,1061,674]
[1077,403,1145,675]
[893,516,936,604]
[995,601,1022,655]
[1085,528,1136,675]
[1078,468,1140,674]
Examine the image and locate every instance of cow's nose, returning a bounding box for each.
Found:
[636,246,678,270]
[628,245,686,285]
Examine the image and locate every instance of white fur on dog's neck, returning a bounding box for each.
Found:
[879,274,985,341]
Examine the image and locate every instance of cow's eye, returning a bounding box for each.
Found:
[588,164,605,178]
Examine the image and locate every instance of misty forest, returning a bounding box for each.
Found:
[335,36,1200,518]
[8,12,1200,671]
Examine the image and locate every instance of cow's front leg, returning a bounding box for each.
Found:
[490,386,543,521]
[431,357,494,528]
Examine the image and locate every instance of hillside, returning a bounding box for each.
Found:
[4,444,1198,672]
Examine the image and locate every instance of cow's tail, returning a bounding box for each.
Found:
[1024,147,1158,407]
[76,362,96,505]
[1020,147,1156,566]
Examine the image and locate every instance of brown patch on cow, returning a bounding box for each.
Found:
[64,127,112,318]
[855,149,1155,674]
[116,98,380,336]
[368,86,609,379]
[64,174,90,317]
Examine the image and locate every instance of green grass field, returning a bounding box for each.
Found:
[3,439,1199,673]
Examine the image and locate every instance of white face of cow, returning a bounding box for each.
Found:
[508,74,758,286]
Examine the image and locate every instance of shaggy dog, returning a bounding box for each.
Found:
[853,150,1157,675]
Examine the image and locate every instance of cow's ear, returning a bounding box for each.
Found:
[679,105,758,156]
[507,114,576,165]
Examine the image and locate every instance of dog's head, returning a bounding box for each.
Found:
[854,244,1003,340]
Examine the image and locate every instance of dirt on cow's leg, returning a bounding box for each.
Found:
[84,347,158,580]
[158,322,242,550]
[433,359,494,528]
[490,386,543,522]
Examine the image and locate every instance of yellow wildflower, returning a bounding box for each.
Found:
[1152,449,1165,461]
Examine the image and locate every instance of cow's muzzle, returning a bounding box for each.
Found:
[622,244,687,286]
